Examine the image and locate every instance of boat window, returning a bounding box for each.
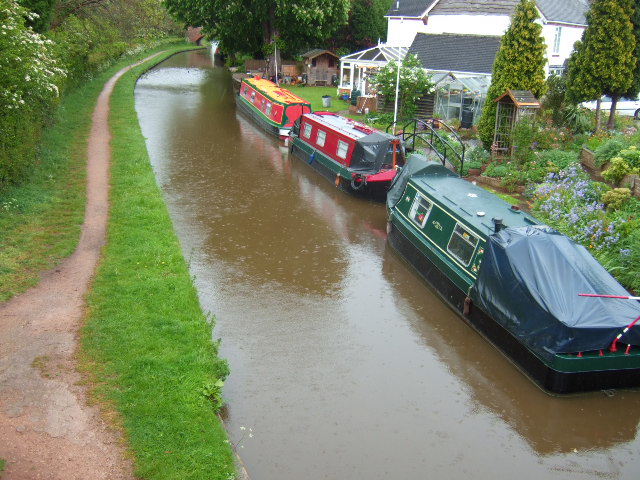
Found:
[251,91,256,102]
[303,123,313,138]
[266,103,272,115]
[409,194,432,228]
[316,130,326,147]
[337,140,349,159]
[447,224,479,267]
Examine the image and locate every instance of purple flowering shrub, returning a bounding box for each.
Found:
[533,166,640,292]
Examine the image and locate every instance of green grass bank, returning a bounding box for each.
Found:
[81,48,235,479]
[0,39,191,303]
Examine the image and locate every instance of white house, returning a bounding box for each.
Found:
[339,0,589,93]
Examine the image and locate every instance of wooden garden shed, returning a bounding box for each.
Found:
[302,49,339,86]
[493,90,540,157]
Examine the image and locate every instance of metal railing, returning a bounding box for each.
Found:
[387,118,465,176]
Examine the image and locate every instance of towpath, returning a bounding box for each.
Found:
[0,54,160,480]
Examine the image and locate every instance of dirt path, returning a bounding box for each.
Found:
[0,54,161,480]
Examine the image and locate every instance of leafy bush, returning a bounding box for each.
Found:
[537,149,579,171]
[594,137,628,167]
[466,145,491,165]
[484,162,510,178]
[371,54,433,119]
[563,105,592,134]
[602,146,640,184]
[602,188,632,211]
[512,117,539,163]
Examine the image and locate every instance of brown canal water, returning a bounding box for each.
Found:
[135,50,640,480]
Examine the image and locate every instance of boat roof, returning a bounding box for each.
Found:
[244,77,310,106]
[411,162,539,235]
[304,112,387,140]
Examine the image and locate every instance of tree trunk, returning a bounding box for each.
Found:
[594,98,602,133]
[263,7,281,80]
[607,95,619,130]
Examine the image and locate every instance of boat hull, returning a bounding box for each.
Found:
[235,95,289,139]
[387,217,640,394]
[290,138,391,201]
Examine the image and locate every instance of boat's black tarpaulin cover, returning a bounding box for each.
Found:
[350,132,395,174]
[470,226,640,358]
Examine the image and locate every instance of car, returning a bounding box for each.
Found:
[582,96,640,119]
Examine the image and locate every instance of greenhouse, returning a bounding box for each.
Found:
[431,72,492,127]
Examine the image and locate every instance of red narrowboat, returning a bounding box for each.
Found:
[236,77,311,139]
[289,112,405,200]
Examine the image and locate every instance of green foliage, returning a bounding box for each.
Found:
[466,145,491,165]
[484,163,510,178]
[594,137,628,166]
[543,75,566,125]
[18,0,56,32]
[625,0,640,99]
[477,0,548,148]
[602,146,640,183]
[538,149,580,171]
[602,187,632,210]
[563,104,593,133]
[566,0,637,128]
[511,117,539,163]
[371,54,433,119]
[329,0,392,51]
[164,0,350,59]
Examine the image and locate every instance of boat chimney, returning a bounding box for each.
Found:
[492,217,504,234]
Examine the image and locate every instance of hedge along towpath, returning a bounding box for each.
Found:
[0,53,162,480]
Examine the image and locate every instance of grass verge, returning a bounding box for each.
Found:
[81,48,235,479]
[0,38,189,303]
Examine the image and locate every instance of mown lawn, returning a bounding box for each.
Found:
[281,85,351,113]
[82,47,235,479]
[0,39,189,303]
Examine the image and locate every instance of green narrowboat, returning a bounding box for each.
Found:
[387,156,640,394]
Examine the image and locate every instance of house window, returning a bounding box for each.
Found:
[447,224,478,267]
[549,65,564,76]
[303,123,313,139]
[337,140,349,159]
[316,130,326,147]
[553,26,562,54]
[312,58,317,67]
[409,193,432,228]
[328,57,335,68]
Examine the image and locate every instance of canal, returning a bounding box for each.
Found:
[135,50,640,479]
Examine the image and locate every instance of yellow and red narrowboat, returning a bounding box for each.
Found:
[236,77,311,139]
[289,112,405,200]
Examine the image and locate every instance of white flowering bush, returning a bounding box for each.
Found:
[371,54,433,119]
[0,0,65,111]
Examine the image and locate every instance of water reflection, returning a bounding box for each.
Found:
[135,50,640,480]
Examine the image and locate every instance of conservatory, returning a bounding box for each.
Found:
[338,44,408,95]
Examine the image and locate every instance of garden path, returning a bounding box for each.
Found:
[0,53,161,480]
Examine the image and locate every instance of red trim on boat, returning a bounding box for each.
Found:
[366,170,397,183]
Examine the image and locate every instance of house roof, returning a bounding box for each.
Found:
[536,0,588,25]
[386,0,437,17]
[302,49,339,59]
[408,33,501,75]
[387,0,589,25]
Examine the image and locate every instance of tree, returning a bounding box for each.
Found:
[477,0,547,148]
[566,0,636,130]
[371,54,433,120]
[18,0,56,32]
[328,0,392,52]
[163,0,350,73]
[624,0,640,101]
